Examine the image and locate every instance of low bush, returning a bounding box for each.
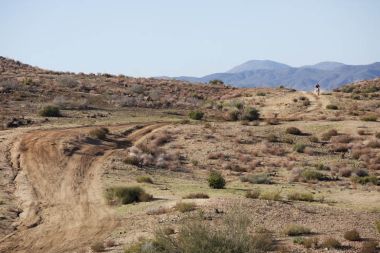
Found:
[344,229,361,241]
[331,135,353,143]
[91,242,105,252]
[183,193,209,199]
[240,173,272,184]
[321,237,341,249]
[260,190,281,201]
[257,92,266,96]
[326,104,339,110]
[287,192,314,202]
[361,115,378,122]
[175,202,196,213]
[351,176,378,185]
[241,107,260,121]
[136,176,154,184]
[284,224,311,236]
[376,220,380,233]
[301,169,327,181]
[286,127,302,135]
[89,127,109,140]
[105,186,152,205]
[293,143,307,153]
[309,136,319,143]
[189,110,204,120]
[208,171,226,189]
[375,132,380,139]
[321,129,338,141]
[146,206,170,215]
[267,134,278,142]
[39,105,61,117]
[245,189,261,199]
[339,168,352,177]
[367,140,380,148]
[293,237,319,249]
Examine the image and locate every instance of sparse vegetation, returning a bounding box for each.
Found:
[321,237,341,249]
[105,186,152,205]
[240,173,272,184]
[260,190,281,201]
[207,171,226,189]
[287,192,314,202]
[245,189,261,199]
[293,143,306,153]
[301,169,327,181]
[183,193,209,199]
[189,110,204,120]
[174,202,196,213]
[286,127,302,135]
[136,176,154,184]
[89,127,109,140]
[39,105,61,117]
[344,229,361,241]
[284,224,311,236]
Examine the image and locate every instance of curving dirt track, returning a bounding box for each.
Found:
[0,123,167,253]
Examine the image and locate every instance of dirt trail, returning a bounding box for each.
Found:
[0,123,167,253]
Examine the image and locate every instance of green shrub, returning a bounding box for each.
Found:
[361,115,378,122]
[351,176,378,185]
[301,169,327,181]
[260,190,281,201]
[245,189,261,199]
[89,127,109,140]
[321,237,341,249]
[91,242,105,252]
[136,176,154,184]
[283,224,311,236]
[105,186,152,205]
[287,192,314,202]
[208,171,226,189]
[189,110,204,120]
[326,104,339,110]
[183,193,209,199]
[175,202,196,213]
[240,173,271,184]
[241,107,260,121]
[39,105,61,117]
[344,229,361,241]
[293,143,307,153]
[286,127,302,135]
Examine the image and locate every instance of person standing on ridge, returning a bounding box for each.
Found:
[315,83,320,96]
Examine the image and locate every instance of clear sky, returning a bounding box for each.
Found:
[1,0,379,77]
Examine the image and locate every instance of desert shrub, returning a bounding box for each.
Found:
[301,169,327,181]
[376,220,380,233]
[293,237,319,249]
[241,107,260,121]
[321,237,341,249]
[344,229,361,241]
[257,92,266,96]
[267,134,278,142]
[240,173,271,184]
[183,193,209,199]
[326,104,339,110]
[302,100,311,106]
[321,129,338,141]
[91,242,105,252]
[265,118,280,125]
[293,143,306,153]
[361,115,378,122]
[162,227,175,235]
[331,143,349,153]
[105,240,116,247]
[245,189,261,199]
[367,140,380,148]
[208,171,226,189]
[89,127,109,140]
[260,190,281,201]
[375,132,380,139]
[283,224,311,236]
[339,168,352,177]
[286,127,302,135]
[309,136,319,143]
[105,186,152,205]
[355,169,369,177]
[209,79,224,85]
[287,192,314,202]
[351,176,378,185]
[331,135,352,143]
[189,110,204,120]
[136,176,154,184]
[360,241,378,253]
[124,156,141,166]
[175,202,196,213]
[39,105,61,117]
[315,163,330,171]
[134,211,275,253]
[225,110,241,121]
[358,129,368,136]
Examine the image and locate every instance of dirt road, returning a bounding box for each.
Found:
[0,123,167,253]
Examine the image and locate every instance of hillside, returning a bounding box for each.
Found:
[0,57,380,253]
[176,60,380,90]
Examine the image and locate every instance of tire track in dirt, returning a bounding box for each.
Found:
[0,123,168,253]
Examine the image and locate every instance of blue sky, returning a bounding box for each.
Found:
[1,0,379,77]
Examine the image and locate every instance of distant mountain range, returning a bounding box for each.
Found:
[174,60,380,90]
